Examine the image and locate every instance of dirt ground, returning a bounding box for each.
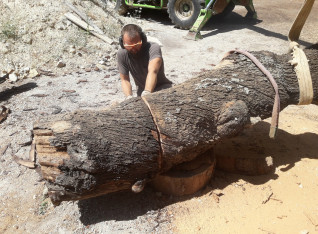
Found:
[1,0,318,233]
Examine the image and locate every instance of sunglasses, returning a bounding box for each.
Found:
[123,40,142,48]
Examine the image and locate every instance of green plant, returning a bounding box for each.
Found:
[0,20,18,40]
[38,200,48,215]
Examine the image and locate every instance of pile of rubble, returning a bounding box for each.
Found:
[0,0,123,83]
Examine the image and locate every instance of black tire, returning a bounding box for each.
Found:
[217,1,235,18]
[167,0,204,29]
[114,0,129,15]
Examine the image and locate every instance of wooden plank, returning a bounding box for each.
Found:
[64,12,114,44]
[65,1,104,34]
[12,155,35,169]
[29,140,36,162]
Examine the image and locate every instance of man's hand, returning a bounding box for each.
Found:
[120,73,133,97]
[141,90,151,97]
[125,95,133,100]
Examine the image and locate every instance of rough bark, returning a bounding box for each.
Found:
[33,48,318,205]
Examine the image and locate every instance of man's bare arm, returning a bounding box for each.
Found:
[144,57,162,92]
[120,73,133,97]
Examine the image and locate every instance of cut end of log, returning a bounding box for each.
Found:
[151,149,216,196]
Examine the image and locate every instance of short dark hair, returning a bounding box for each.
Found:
[121,24,142,39]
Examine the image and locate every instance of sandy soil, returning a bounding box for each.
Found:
[0,0,318,233]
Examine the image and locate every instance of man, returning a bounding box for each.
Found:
[117,24,172,98]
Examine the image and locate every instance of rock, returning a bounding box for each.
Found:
[23,36,33,44]
[99,60,106,65]
[70,48,76,54]
[0,44,10,54]
[43,187,49,197]
[52,107,62,114]
[56,22,66,30]
[0,71,8,79]
[69,45,76,54]
[96,64,107,70]
[9,73,18,82]
[250,116,262,125]
[299,230,309,234]
[57,61,66,68]
[28,69,39,78]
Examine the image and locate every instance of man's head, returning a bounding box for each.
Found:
[120,24,145,54]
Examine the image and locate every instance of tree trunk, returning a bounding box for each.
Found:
[33,48,318,205]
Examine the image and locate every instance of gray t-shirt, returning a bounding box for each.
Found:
[117,42,172,92]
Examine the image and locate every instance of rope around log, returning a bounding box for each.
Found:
[289,42,313,105]
[222,49,280,139]
[288,0,315,105]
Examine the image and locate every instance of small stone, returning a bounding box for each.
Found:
[96,64,107,70]
[0,71,7,78]
[43,187,49,197]
[28,69,39,78]
[57,23,66,30]
[69,45,76,54]
[57,60,66,68]
[250,116,262,125]
[299,230,309,234]
[9,73,18,82]
[99,60,106,65]
[70,48,76,54]
[85,68,91,72]
[1,47,9,54]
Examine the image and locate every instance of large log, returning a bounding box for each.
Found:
[33,47,318,205]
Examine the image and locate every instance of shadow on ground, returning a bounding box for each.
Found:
[130,7,314,48]
[201,12,313,47]
[78,120,318,225]
[0,82,38,102]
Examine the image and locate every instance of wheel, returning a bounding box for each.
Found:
[217,1,235,18]
[114,0,129,15]
[167,0,204,29]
